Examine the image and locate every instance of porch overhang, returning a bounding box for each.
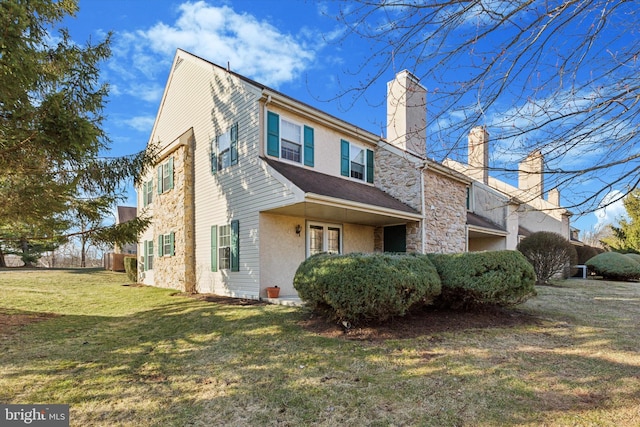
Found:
[265,194,422,227]
[467,212,508,239]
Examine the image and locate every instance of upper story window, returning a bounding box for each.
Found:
[211,123,238,174]
[157,157,174,194]
[142,180,153,207]
[341,139,374,183]
[267,111,314,167]
[157,232,175,257]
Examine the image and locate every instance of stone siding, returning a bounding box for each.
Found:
[423,169,467,253]
[150,134,195,292]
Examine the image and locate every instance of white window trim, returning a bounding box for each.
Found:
[279,116,304,165]
[219,224,231,270]
[306,221,343,257]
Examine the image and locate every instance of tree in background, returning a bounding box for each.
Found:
[331,0,639,214]
[602,189,640,253]
[0,0,154,266]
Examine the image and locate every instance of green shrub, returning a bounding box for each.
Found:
[585,252,640,281]
[293,252,441,325]
[517,231,578,285]
[624,253,640,264]
[427,251,537,309]
[576,245,599,265]
[124,256,137,283]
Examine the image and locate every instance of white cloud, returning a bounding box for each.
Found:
[594,190,628,228]
[133,1,317,88]
[122,115,156,132]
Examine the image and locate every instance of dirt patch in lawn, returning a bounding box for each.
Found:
[298,306,541,341]
[181,293,268,306]
[0,310,59,336]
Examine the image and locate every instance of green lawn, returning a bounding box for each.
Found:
[1,269,639,426]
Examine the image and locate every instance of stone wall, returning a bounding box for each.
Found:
[423,169,467,253]
[150,131,195,292]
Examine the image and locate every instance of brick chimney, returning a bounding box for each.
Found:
[386,70,427,157]
[518,150,544,198]
[467,126,489,184]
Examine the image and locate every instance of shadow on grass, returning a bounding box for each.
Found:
[1,287,639,425]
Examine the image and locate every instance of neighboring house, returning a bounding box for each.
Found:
[115,206,137,255]
[136,49,470,299]
[443,126,577,251]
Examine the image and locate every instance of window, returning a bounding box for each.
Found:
[307,222,342,256]
[157,157,174,193]
[211,220,239,272]
[144,240,154,270]
[341,140,374,183]
[143,180,153,206]
[218,225,231,270]
[157,232,175,257]
[266,111,314,167]
[211,123,238,174]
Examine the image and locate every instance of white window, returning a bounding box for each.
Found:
[350,145,365,180]
[146,240,154,270]
[307,222,342,257]
[157,157,173,193]
[218,129,231,170]
[281,119,302,163]
[163,234,172,256]
[219,225,231,269]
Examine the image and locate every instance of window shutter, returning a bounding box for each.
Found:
[142,182,148,207]
[267,111,280,156]
[167,157,174,190]
[210,225,218,272]
[169,232,175,256]
[303,125,314,167]
[157,165,163,194]
[340,139,350,177]
[366,149,374,183]
[230,220,239,272]
[143,240,148,271]
[231,122,238,165]
[147,180,153,204]
[211,137,218,174]
[158,235,164,257]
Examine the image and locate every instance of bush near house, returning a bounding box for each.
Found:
[624,253,640,264]
[517,231,578,285]
[293,252,441,325]
[427,251,537,309]
[585,252,640,281]
[576,245,599,265]
[124,256,137,283]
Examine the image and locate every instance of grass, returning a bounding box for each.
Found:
[1,269,639,426]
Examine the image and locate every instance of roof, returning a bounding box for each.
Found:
[467,212,506,232]
[263,157,419,215]
[117,206,137,224]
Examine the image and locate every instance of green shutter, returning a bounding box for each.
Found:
[211,137,218,174]
[267,111,280,156]
[366,149,374,183]
[230,220,239,272]
[143,240,148,271]
[230,122,238,165]
[340,139,350,177]
[210,225,218,272]
[142,182,148,207]
[303,125,314,167]
[169,232,175,256]
[158,235,164,257]
[157,165,162,194]
[167,157,174,190]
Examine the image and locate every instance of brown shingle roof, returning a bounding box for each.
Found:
[117,206,137,224]
[467,211,506,232]
[263,157,419,215]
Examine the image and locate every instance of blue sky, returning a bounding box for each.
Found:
[61,0,627,235]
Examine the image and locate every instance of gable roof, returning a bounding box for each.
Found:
[263,157,419,215]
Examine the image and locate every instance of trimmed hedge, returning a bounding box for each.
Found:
[124,256,137,283]
[624,253,640,264]
[427,251,537,309]
[585,252,640,281]
[576,245,599,265]
[293,252,441,324]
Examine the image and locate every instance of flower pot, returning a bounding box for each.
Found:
[266,286,280,298]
